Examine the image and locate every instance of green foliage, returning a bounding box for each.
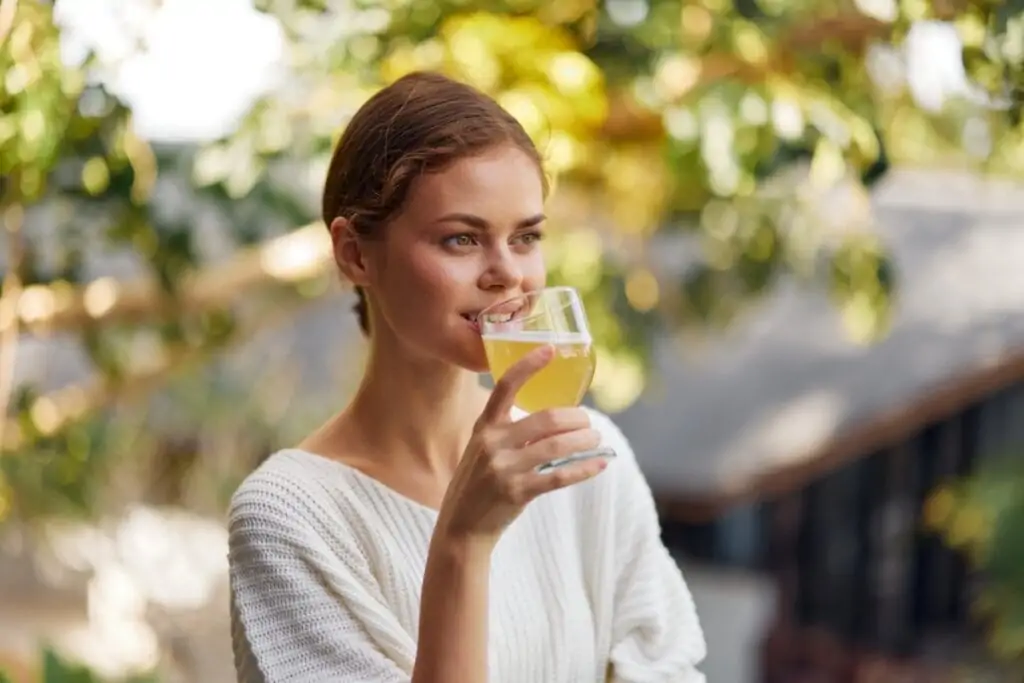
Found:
[925,459,1024,664]
[959,0,1024,117]
[0,646,159,683]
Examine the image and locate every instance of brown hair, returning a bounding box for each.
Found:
[321,71,547,335]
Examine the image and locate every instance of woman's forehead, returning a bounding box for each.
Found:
[406,146,545,217]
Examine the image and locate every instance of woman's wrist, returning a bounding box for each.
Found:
[428,525,496,568]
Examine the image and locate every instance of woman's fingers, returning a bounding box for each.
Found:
[519,457,608,499]
[508,427,603,472]
[500,407,592,447]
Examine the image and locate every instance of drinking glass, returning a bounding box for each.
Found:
[479,286,616,471]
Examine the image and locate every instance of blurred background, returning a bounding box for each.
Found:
[2,0,1024,681]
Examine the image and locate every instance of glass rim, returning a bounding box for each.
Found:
[478,286,580,321]
[478,285,589,338]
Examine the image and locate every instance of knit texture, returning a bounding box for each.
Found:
[228,408,706,682]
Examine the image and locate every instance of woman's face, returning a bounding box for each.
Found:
[360,143,547,372]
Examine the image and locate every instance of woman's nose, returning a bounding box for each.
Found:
[479,246,523,291]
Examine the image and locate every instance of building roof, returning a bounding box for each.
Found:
[614,168,1024,515]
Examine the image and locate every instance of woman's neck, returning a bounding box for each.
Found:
[343,336,490,476]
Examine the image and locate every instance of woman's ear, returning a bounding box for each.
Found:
[329,217,370,287]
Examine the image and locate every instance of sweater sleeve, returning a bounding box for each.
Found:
[228,486,413,683]
[592,412,707,683]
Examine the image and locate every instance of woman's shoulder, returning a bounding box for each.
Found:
[230,449,320,508]
[226,451,392,601]
[227,449,359,543]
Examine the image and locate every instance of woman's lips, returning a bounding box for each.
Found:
[461,311,515,334]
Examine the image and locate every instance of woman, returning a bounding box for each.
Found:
[228,71,705,682]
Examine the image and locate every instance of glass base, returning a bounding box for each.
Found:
[535,446,616,473]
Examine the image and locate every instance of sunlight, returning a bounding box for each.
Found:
[55,0,285,142]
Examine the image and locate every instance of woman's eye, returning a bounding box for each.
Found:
[516,231,544,245]
[443,234,477,248]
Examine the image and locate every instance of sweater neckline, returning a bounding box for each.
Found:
[280,405,528,518]
[280,406,530,518]
[284,448,442,517]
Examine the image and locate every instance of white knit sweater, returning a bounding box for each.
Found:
[228,408,706,682]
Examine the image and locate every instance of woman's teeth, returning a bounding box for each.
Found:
[462,312,514,323]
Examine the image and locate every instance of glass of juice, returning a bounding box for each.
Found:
[479,286,616,471]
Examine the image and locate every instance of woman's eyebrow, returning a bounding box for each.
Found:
[434,212,546,229]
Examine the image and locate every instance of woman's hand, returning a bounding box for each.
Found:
[434,344,607,550]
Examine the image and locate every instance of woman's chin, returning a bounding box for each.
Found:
[450,342,490,374]
[457,353,490,374]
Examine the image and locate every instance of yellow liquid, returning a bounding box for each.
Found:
[483,332,596,413]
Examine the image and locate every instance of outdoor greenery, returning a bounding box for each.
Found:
[0,646,158,683]
[3,0,1024,678]
[926,456,1024,664]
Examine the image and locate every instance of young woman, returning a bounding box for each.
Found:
[228,71,706,682]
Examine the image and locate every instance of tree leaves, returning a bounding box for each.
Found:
[925,459,1024,663]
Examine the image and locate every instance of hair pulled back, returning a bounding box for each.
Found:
[321,71,546,335]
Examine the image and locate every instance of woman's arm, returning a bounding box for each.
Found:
[410,536,492,683]
[411,347,607,683]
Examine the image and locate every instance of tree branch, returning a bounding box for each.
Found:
[2,294,322,452]
[0,199,24,451]
[9,222,334,335]
[0,0,18,46]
